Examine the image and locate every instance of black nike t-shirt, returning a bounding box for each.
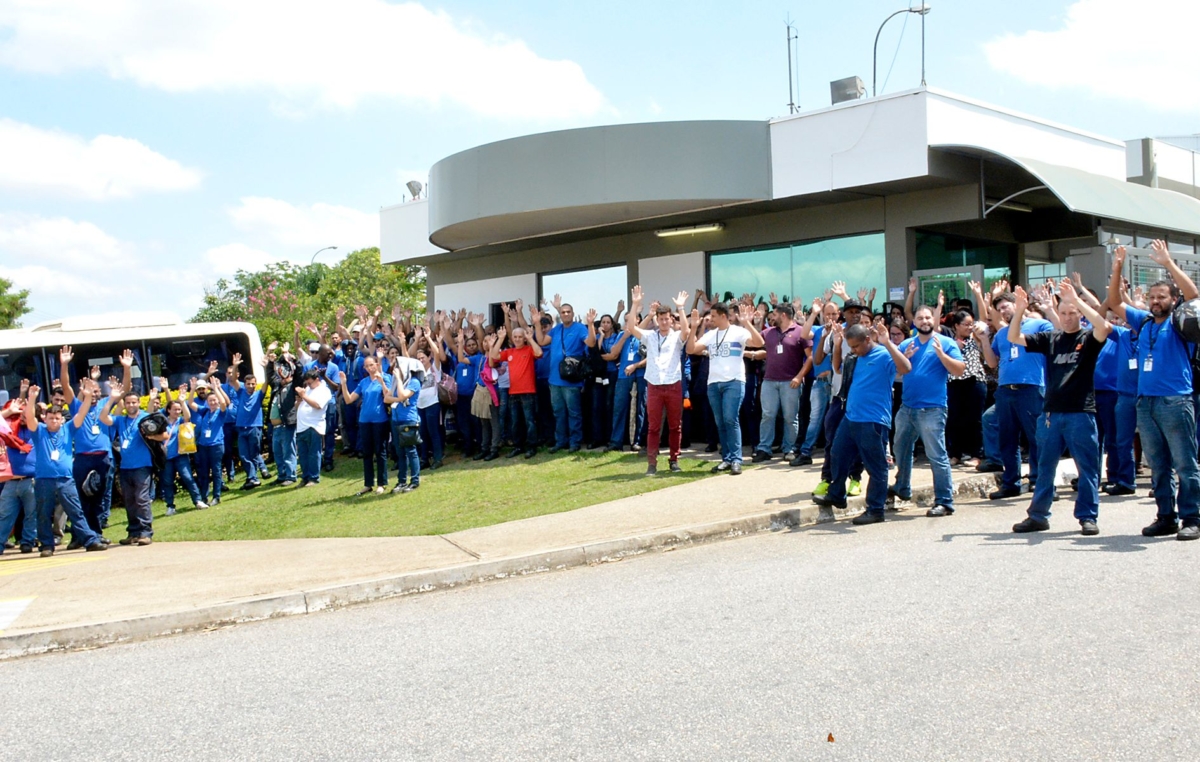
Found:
[1023,329,1106,413]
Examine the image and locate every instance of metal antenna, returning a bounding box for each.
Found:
[786,18,799,114]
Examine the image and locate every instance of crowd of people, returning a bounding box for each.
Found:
[4,240,1200,554]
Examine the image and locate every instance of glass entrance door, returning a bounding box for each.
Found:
[912,265,984,314]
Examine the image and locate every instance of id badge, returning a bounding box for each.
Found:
[1009,346,1019,360]
[1128,359,1137,371]
[50,450,60,462]
[122,439,131,450]
[1144,357,1154,372]
[776,344,783,354]
[629,350,636,361]
[91,424,100,435]
[204,429,212,438]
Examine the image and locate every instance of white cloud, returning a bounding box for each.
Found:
[0,118,202,200]
[201,243,281,277]
[984,0,1200,112]
[229,197,379,250]
[0,0,610,120]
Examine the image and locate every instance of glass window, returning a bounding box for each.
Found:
[540,265,628,322]
[147,336,247,391]
[708,247,791,303]
[0,349,46,405]
[1169,237,1196,255]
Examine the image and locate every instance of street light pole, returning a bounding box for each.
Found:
[310,246,337,265]
[872,4,931,98]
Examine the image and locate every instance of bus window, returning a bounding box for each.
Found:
[72,342,149,396]
[146,335,245,389]
[0,350,47,404]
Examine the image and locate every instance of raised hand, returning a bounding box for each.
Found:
[857,287,869,302]
[119,349,134,368]
[1148,239,1172,266]
[27,384,40,400]
[158,377,170,391]
[60,345,73,365]
[617,298,626,314]
[336,306,347,324]
[672,290,688,309]
[552,293,563,311]
[1112,245,1127,272]
[1013,285,1030,313]
[868,288,877,303]
[768,291,778,306]
[631,285,644,304]
[109,382,124,399]
[831,281,849,300]
[936,290,945,310]
[904,341,919,358]
[267,340,279,352]
[495,326,507,343]
[89,365,101,380]
[991,279,1010,297]
[870,323,887,344]
[231,352,243,367]
[584,308,597,324]
[208,360,219,375]
[822,288,833,303]
[967,280,982,296]
[908,276,918,295]
[1057,277,1078,304]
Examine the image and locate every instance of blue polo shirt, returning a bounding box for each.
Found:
[898,334,962,408]
[993,317,1053,386]
[193,407,227,446]
[68,398,113,454]
[31,424,73,479]
[390,377,422,425]
[601,333,620,373]
[113,412,153,470]
[1126,306,1193,397]
[233,386,264,428]
[616,333,644,380]
[811,325,833,377]
[1112,326,1139,396]
[844,345,898,427]
[547,322,590,388]
[165,419,184,459]
[354,377,388,423]
[4,426,35,478]
[1093,333,1120,393]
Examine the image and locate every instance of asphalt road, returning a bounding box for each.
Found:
[1,490,1198,761]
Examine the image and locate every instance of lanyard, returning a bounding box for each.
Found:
[712,329,727,355]
[1147,319,1166,355]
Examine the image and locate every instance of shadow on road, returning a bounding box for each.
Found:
[938,529,1157,553]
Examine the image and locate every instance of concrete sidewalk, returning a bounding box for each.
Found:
[0,456,1053,660]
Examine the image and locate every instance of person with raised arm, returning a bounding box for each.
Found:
[626,287,691,475]
[159,379,208,514]
[1007,279,1111,535]
[535,296,597,453]
[226,352,270,489]
[189,362,231,504]
[60,347,117,538]
[294,369,333,487]
[99,370,167,546]
[491,322,543,459]
[338,355,390,495]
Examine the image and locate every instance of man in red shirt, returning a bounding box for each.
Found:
[490,325,543,459]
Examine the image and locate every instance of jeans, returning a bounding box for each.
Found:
[341,396,359,454]
[609,377,646,448]
[826,420,890,515]
[391,421,421,486]
[590,372,616,446]
[800,377,831,456]
[647,381,683,466]
[418,404,445,463]
[164,455,204,508]
[892,406,955,507]
[981,404,1000,464]
[196,443,224,501]
[73,452,111,534]
[271,424,297,482]
[323,399,338,462]
[454,395,480,454]
[550,384,584,449]
[821,397,862,483]
[507,394,537,450]
[0,478,36,549]
[707,380,745,465]
[996,385,1044,491]
[237,426,268,481]
[1027,412,1100,523]
[497,388,511,443]
[35,477,99,550]
[757,379,800,455]
[1111,393,1138,490]
[297,427,323,483]
[359,420,390,488]
[1136,395,1200,524]
[222,422,238,479]
[119,466,154,538]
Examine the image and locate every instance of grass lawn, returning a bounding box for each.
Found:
[106,450,717,542]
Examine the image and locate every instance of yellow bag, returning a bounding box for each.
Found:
[178,422,198,454]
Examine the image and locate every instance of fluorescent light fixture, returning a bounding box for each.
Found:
[654,222,725,238]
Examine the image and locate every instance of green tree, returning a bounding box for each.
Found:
[0,277,32,329]
[310,247,425,318]
[191,278,249,324]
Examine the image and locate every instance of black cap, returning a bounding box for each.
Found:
[842,299,866,311]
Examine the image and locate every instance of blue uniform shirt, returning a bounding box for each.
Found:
[31,424,73,479]
[1093,333,1120,392]
[233,386,265,428]
[898,334,962,408]
[601,333,620,374]
[811,325,834,377]
[113,413,153,470]
[844,345,898,427]
[547,322,590,388]
[616,333,645,380]
[390,377,423,425]
[455,354,483,396]
[193,407,227,446]
[1112,325,1140,396]
[1126,306,1194,397]
[993,317,1053,386]
[354,377,388,423]
[68,398,113,454]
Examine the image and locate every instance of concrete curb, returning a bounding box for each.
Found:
[1,469,1072,661]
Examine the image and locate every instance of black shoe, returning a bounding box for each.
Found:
[1178,524,1199,541]
[645,465,657,476]
[66,540,84,551]
[548,446,562,454]
[1142,517,1179,537]
[1012,517,1050,533]
[730,462,743,475]
[926,505,954,517]
[789,454,813,467]
[19,544,33,554]
[483,451,499,462]
[604,444,623,453]
[704,444,719,453]
[852,512,885,525]
[506,448,522,459]
[431,460,444,469]
[887,486,912,502]
[813,493,848,510]
[1102,483,1136,496]
[85,541,108,552]
[975,460,1003,473]
[1070,477,1079,492]
[569,445,581,453]
[711,462,731,473]
[751,450,771,463]
[1080,520,1099,536]
[524,449,537,459]
[322,462,335,472]
[472,451,486,461]
[400,483,419,493]
[669,461,682,473]
[989,486,1022,500]
[241,480,261,490]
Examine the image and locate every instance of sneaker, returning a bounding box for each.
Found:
[277,481,295,488]
[241,480,261,490]
[401,483,419,493]
[851,512,884,525]
[711,462,731,473]
[730,462,743,475]
[195,501,210,510]
[669,461,682,473]
[119,536,136,546]
[1012,517,1050,533]
[813,493,848,510]
[165,506,177,516]
[1177,524,1200,541]
[1080,520,1099,536]
[39,549,54,558]
[847,479,861,497]
[374,486,387,495]
[789,454,813,467]
[926,505,954,517]
[975,460,1003,473]
[391,484,406,494]
[813,480,830,496]
[133,537,153,546]
[751,451,771,463]
[645,465,658,477]
[989,486,1023,500]
[1142,517,1179,537]
[355,487,373,497]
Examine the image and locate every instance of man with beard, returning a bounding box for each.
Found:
[890,304,965,516]
[1106,241,1200,541]
[1008,279,1111,535]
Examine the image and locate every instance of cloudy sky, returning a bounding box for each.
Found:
[0,0,1195,325]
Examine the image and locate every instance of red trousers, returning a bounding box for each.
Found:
[646,381,683,466]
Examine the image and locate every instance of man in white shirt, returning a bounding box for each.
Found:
[626,286,691,475]
[295,369,333,486]
[687,301,765,474]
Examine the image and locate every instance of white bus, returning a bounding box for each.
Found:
[0,312,265,405]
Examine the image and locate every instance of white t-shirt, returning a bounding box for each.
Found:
[417,365,441,409]
[696,324,752,384]
[643,329,683,386]
[296,384,332,435]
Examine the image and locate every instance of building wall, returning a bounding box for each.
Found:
[432,273,537,318]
